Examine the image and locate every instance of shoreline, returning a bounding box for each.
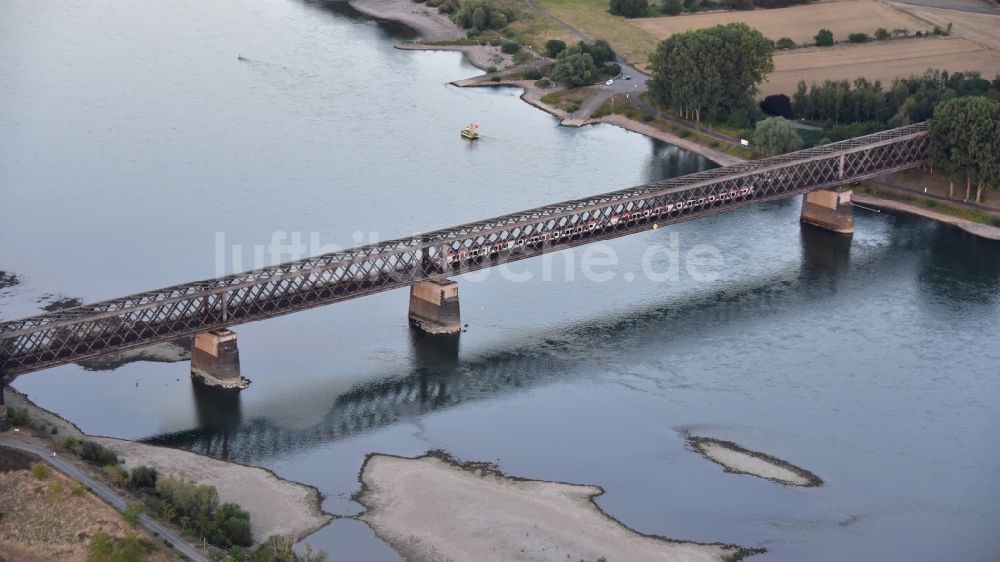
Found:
[2,386,333,545]
[355,450,764,562]
[346,0,462,42]
[853,192,1000,241]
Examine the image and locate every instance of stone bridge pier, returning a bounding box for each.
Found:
[801,188,854,234]
[409,279,462,334]
[191,329,250,390]
[0,380,9,431]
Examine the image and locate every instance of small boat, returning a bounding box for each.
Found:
[460,123,479,140]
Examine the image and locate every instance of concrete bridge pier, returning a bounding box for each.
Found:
[801,188,854,234]
[191,329,250,390]
[0,380,9,431]
[408,279,461,334]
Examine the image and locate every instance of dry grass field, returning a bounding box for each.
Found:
[0,467,180,562]
[760,35,1000,95]
[631,0,929,44]
[894,2,1000,51]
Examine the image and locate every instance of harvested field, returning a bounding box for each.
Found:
[761,36,1000,95]
[632,0,929,45]
[893,3,1000,51]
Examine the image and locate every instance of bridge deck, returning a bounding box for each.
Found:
[0,123,928,378]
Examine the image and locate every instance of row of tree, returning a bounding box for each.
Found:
[450,0,515,31]
[647,23,773,123]
[616,0,810,18]
[785,70,1000,126]
[928,97,1000,203]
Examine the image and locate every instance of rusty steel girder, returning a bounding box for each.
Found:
[0,123,928,378]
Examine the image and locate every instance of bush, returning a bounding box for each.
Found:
[8,406,30,427]
[663,0,683,15]
[545,39,567,57]
[104,464,128,488]
[486,65,497,73]
[123,502,142,529]
[609,0,649,17]
[78,440,120,466]
[643,113,656,122]
[815,28,834,46]
[523,68,542,80]
[88,532,146,562]
[724,0,754,10]
[776,37,795,50]
[875,27,890,40]
[71,484,87,497]
[129,466,158,489]
[31,462,51,480]
[50,426,58,435]
[500,40,520,54]
[848,32,870,43]
[760,93,794,118]
[490,75,502,82]
[535,78,551,88]
[604,62,622,76]
[678,128,691,138]
[512,51,533,65]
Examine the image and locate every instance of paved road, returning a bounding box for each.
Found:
[892,0,1000,15]
[0,438,210,562]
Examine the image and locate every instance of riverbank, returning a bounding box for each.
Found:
[2,387,333,544]
[854,192,1000,241]
[346,0,462,42]
[356,451,763,562]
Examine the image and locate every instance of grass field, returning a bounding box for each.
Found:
[536,0,660,66]
[631,0,929,44]
[761,36,1000,95]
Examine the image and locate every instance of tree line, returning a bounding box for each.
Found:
[786,70,1000,126]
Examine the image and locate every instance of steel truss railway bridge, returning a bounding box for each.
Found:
[0,123,929,399]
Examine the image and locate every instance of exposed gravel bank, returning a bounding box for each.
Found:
[688,436,822,487]
[3,387,332,544]
[356,451,763,562]
[347,0,462,41]
[93,437,333,543]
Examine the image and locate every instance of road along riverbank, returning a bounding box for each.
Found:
[2,387,333,544]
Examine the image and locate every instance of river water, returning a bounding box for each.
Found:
[2,0,999,560]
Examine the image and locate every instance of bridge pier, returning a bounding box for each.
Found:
[801,189,854,234]
[0,380,9,432]
[408,279,461,334]
[191,329,250,390]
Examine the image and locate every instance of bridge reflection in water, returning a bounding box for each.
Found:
[148,225,869,462]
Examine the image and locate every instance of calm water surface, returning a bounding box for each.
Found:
[2,1,999,561]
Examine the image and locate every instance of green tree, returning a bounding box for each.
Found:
[550,52,599,87]
[874,27,890,40]
[128,465,158,489]
[87,532,146,562]
[609,0,648,18]
[250,535,328,562]
[663,0,683,15]
[501,40,520,54]
[647,23,774,122]
[848,32,870,43]
[31,462,51,480]
[752,117,803,155]
[123,502,142,529]
[451,0,513,30]
[545,39,567,57]
[776,37,795,49]
[814,28,834,46]
[928,96,1000,202]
